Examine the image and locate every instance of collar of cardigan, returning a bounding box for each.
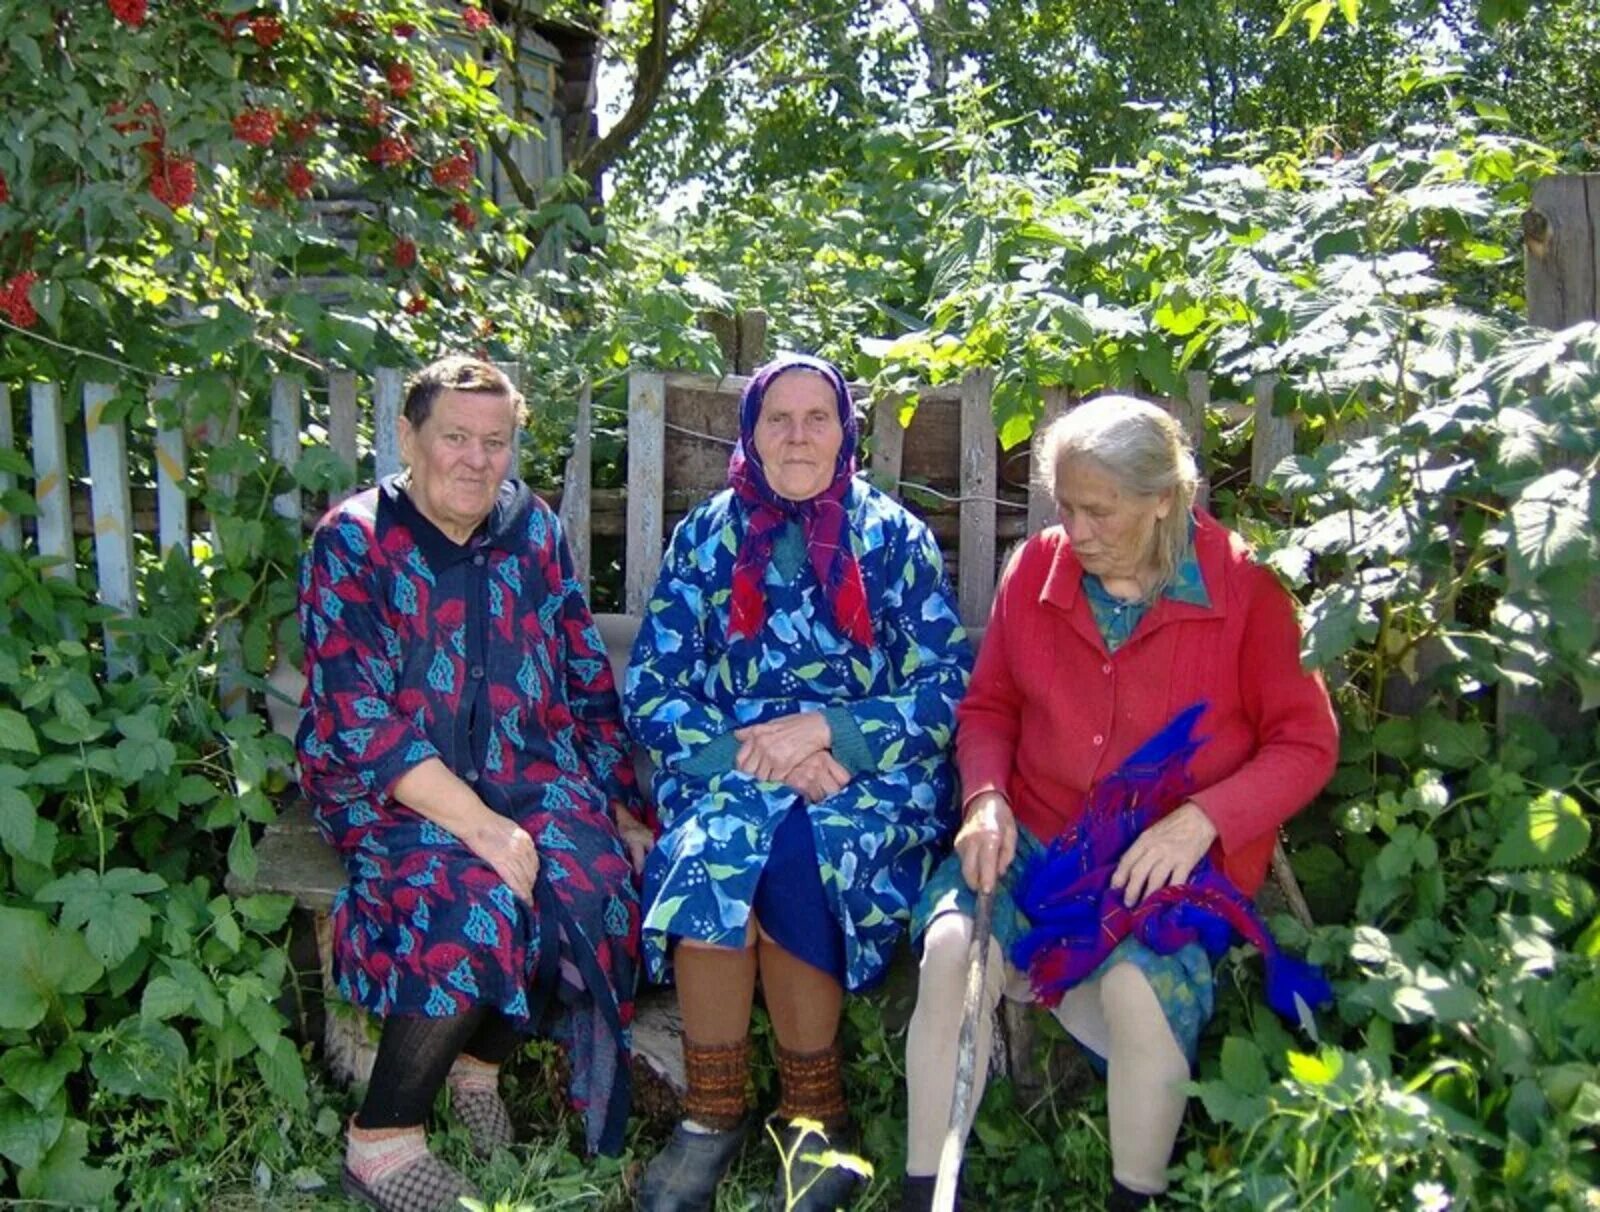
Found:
[377,472,533,567]
[1040,507,1231,625]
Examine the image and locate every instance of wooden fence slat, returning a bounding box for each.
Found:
[625,372,666,616]
[152,379,188,559]
[1524,174,1599,329]
[373,368,403,481]
[959,369,998,628]
[0,386,19,553]
[1250,374,1294,488]
[328,370,359,492]
[870,395,906,492]
[208,396,248,718]
[734,309,768,375]
[1179,371,1211,510]
[30,382,73,579]
[85,383,137,676]
[1027,388,1071,535]
[558,380,593,592]
[271,375,303,523]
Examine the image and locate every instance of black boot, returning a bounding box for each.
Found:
[766,1116,868,1211]
[636,1115,752,1212]
[1106,1179,1159,1210]
[900,1174,960,1212]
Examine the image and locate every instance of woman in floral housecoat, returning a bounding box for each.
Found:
[624,353,972,1212]
[296,355,653,1212]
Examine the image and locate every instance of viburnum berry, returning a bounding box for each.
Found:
[0,271,40,329]
[208,10,249,41]
[364,95,387,128]
[287,113,320,143]
[249,15,284,48]
[286,160,314,198]
[404,293,430,315]
[386,62,415,98]
[149,153,197,208]
[431,151,474,192]
[369,135,412,167]
[461,5,492,33]
[108,0,148,28]
[450,201,476,230]
[232,107,279,147]
[110,100,165,152]
[0,170,9,206]
[392,237,418,269]
[393,22,416,38]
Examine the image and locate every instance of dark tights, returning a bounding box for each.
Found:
[356,1008,522,1129]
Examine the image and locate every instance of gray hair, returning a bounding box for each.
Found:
[403,355,527,429]
[1036,394,1200,596]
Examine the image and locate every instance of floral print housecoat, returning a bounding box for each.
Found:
[624,481,971,991]
[296,476,643,1155]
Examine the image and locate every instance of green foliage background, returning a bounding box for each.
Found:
[1,0,1599,1207]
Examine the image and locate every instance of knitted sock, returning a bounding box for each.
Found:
[447,1053,500,1096]
[682,1036,751,1131]
[344,1120,429,1187]
[773,1040,847,1129]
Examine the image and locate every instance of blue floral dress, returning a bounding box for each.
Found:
[624,481,971,992]
[296,476,643,1154]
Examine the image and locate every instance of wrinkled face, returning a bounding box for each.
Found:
[752,372,845,502]
[399,388,517,541]
[1055,455,1171,582]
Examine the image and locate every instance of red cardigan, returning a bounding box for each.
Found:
[957,511,1338,896]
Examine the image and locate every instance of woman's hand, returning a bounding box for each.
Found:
[783,750,852,803]
[733,711,832,782]
[955,791,1017,894]
[615,806,655,874]
[1111,800,1218,907]
[464,813,541,905]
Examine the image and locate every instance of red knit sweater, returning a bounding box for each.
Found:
[957,511,1338,896]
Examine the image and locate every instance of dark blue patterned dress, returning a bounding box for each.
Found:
[624,481,971,992]
[296,476,643,1154]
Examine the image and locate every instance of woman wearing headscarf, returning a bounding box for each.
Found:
[899,395,1338,1210]
[625,354,972,1211]
[296,355,653,1212]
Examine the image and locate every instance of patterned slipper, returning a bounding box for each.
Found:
[340,1151,480,1212]
[448,1081,515,1156]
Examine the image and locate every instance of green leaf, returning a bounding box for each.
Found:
[90,1020,188,1103]
[1219,1035,1270,1095]
[140,975,193,1022]
[0,708,38,755]
[0,908,103,1030]
[1510,469,1591,578]
[1286,1047,1344,1085]
[35,868,162,968]
[1490,791,1591,870]
[18,1118,119,1206]
[0,1043,81,1112]
[0,785,39,855]
[254,1034,308,1112]
[1417,715,1487,769]
[0,1089,65,1169]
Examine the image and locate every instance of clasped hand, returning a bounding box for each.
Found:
[732,711,848,802]
[466,813,541,905]
[1110,800,1218,907]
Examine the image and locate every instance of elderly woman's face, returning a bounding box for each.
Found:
[399,388,517,542]
[1055,456,1172,583]
[753,372,844,502]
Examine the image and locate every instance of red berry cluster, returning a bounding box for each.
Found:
[233,107,280,146]
[369,135,413,167]
[0,170,9,206]
[386,63,415,98]
[451,201,476,230]
[431,149,474,192]
[0,271,39,329]
[108,0,148,28]
[149,153,197,208]
[286,160,314,198]
[392,237,418,269]
[287,113,320,143]
[404,292,430,314]
[364,95,388,128]
[393,22,417,39]
[462,5,492,33]
[249,14,284,48]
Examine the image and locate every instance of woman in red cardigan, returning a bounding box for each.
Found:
[900,395,1338,1210]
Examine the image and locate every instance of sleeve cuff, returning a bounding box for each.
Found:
[824,707,874,775]
[678,731,740,779]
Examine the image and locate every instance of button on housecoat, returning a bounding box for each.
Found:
[296,476,643,1154]
[624,482,972,991]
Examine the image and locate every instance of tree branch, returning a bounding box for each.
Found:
[569,0,680,185]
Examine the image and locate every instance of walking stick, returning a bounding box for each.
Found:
[932,889,995,1212]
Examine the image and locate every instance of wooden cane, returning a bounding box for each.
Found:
[932,889,995,1212]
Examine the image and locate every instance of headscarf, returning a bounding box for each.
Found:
[726,353,873,649]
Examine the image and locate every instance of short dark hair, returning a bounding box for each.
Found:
[402,355,527,429]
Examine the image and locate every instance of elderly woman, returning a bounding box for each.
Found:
[624,354,971,1212]
[296,356,653,1212]
[900,395,1338,1211]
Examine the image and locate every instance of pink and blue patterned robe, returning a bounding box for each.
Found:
[295,476,643,1155]
[624,481,971,991]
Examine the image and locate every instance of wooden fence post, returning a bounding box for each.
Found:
[958,370,999,628]
[1500,174,1600,736]
[84,384,138,676]
[327,370,360,499]
[30,382,73,582]
[0,386,19,554]
[270,375,303,523]
[1178,371,1211,510]
[1026,388,1071,535]
[869,394,906,494]
[1250,375,1294,488]
[153,378,189,559]
[559,379,593,593]
[373,368,403,481]
[625,371,666,615]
